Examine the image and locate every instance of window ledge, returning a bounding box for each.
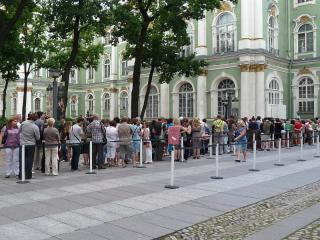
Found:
[294,0,316,8]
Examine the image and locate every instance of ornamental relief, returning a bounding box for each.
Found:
[239,64,267,72]
[298,67,312,76]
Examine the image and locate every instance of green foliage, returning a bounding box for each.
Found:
[0,117,7,129]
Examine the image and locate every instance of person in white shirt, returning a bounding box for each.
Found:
[69,118,84,171]
[105,120,119,167]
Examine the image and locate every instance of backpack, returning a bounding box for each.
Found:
[1,127,8,144]
[213,120,224,133]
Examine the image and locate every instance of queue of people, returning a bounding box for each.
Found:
[0,112,320,179]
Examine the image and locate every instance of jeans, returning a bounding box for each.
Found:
[19,145,35,179]
[71,144,81,170]
[92,143,104,167]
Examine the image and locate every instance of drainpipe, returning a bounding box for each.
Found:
[287,0,293,118]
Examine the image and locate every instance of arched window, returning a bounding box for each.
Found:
[217,79,236,116]
[87,94,94,114]
[34,98,41,112]
[215,13,235,54]
[70,97,77,118]
[105,32,111,45]
[104,59,110,79]
[70,69,77,83]
[87,66,95,81]
[103,93,110,112]
[179,83,194,118]
[120,92,128,110]
[12,97,17,115]
[298,24,314,53]
[182,24,194,57]
[146,86,159,118]
[121,59,128,76]
[268,79,280,105]
[268,16,278,54]
[298,77,314,112]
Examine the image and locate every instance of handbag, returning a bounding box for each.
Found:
[100,122,107,143]
[1,127,8,144]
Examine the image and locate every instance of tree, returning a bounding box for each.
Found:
[19,4,47,120]
[41,0,108,115]
[137,20,207,119]
[0,0,34,52]
[108,0,237,118]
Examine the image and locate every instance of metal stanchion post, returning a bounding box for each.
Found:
[286,132,290,149]
[17,145,29,184]
[180,137,184,162]
[312,131,315,145]
[86,141,96,174]
[314,134,320,158]
[211,143,223,179]
[297,133,306,161]
[137,138,146,168]
[249,140,260,171]
[165,146,179,189]
[271,134,275,151]
[275,138,284,166]
[208,135,214,159]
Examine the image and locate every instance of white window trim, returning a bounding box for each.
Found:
[69,95,78,118]
[292,73,319,117]
[102,56,111,81]
[294,0,316,8]
[101,92,111,117]
[212,11,237,55]
[86,93,95,115]
[172,80,196,118]
[181,22,195,57]
[32,91,43,112]
[267,10,279,55]
[293,15,317,59]
[69,69,78,84]
[118,91,128,117]
[86,67,95,83]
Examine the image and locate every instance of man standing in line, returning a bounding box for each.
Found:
[117,118,132,167]
[86,115,106,169]
[34,111,45,170]
[19,113,40,179]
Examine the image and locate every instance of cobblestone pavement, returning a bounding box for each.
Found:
[158,181,320,240]
[282,218,320,240]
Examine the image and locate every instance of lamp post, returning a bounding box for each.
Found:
[48,69,61,120]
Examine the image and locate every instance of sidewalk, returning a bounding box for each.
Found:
[0,145,319,240]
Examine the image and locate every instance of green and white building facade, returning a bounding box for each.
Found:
[1,0,320,120]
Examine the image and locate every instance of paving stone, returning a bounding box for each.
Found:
[49,212,102,229]
[55,229,108,240]
[72,207,123,222]
[0,222,51,240]
[22,216,77,236]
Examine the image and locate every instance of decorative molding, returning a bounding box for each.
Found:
[127,77,133,83]
[86,90,93,94]
[16,87,32,92]
[300,15,311,24]
[199,68,208,76]
[219,1,232,12]
[70,95,78,101]
[103,88,110,92]
[239,64,267,72]
[298,67,312,75]
[109,87,118,93]
[120,86,127,91]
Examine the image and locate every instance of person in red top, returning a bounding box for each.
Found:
[294,119,303,146]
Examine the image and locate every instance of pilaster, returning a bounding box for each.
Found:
[160,83,169,118]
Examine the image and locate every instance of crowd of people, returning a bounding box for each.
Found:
[0,111,320,179]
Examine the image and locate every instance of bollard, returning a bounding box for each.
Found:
[137,138,146,168]
[275,138,285,166]
[312,131,315,145]
[17,145,29,184]
[271,134,275,151]
[180,137,184,162]
[249,140,260,172]
[165,146,179,189]
[86,141,96,174]
[286,132,290,149]
[314,134,320,158]
[208,135,214,159]
[297,133,306,161]
[211,143,223,179]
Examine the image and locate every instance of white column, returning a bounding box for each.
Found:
[255,71,265,117]
[172,93,179,118]
[160,83,169,118]
[109,89,118,120]
[127,79,133,117]
[240,71,256,117]
[196,12,207,56]
[110,46,118,81]
[197,75,207,119]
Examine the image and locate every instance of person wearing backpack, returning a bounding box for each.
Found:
[212,115,224,155]
[0,118,20,178]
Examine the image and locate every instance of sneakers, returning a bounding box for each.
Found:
[5,175,10,178]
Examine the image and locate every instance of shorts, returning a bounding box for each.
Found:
[235,140,247,152]
[132,141,140,153]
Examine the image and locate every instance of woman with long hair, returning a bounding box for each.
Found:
[0,118,20,178]
[191,118,202,159]
[105,120,118,167]
[234,120,248,162]
[142,121,152,164]
[43,118,60,176]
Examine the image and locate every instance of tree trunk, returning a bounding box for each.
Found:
[131,22,149,118]
[1,79,9,118]
[0,0,28,52]
[61,0,82,115]
[22,63,29,121]
[140,64,155,120]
